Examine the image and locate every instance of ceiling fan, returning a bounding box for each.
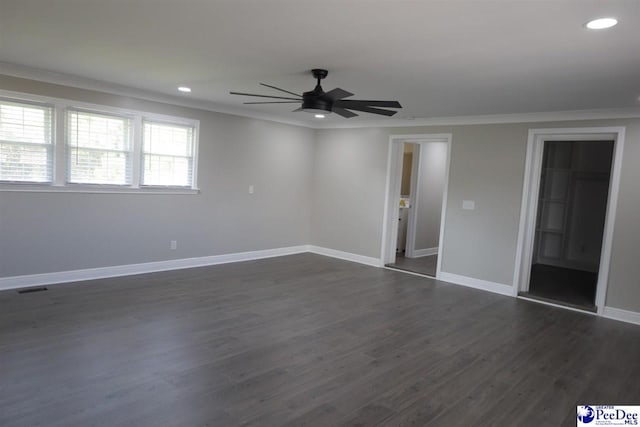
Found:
[230,69,402,118]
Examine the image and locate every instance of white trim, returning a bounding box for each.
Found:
[0,245,386,292]
[4,240,639,328]
[602,306,640,326]
[307,245,383,268]
[315,108,640,129]
[435,140,452,280]
[380,139,405,266]
[0,89,200,127]
[131,114,143,188]
[513,132,545,296]
[517,295,598,316]
[0,89,201,193]
[0,185,200,194]
[383,266,435,279]
[410,247,439,258]
[513,126,625,315]
[595,130,625,314]
[0,245,308,291]
[4,62,640,131]
[405,143,421,258]
[438,271,513,296]
[381,134,451,280]
[0,62,313,129]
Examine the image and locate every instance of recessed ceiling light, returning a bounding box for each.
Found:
[585,17,618,30]
[178,86,191,93]
[314,114,325,119]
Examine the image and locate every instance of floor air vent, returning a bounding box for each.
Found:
[17,287,48,294]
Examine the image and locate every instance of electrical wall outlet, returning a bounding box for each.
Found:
[170,240,177,250]
[249,185,254,194]
[462,200,475,210]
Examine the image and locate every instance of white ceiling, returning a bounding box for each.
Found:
[1,0,639,127]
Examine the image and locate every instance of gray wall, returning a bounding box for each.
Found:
[606,120,640,312]
[310,127,390,258]
[413,142,447,252]
[312,119,640,313]
[2,75,640,314]
[0,75,315,277]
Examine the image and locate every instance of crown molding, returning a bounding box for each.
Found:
[0,61,314,128]
[2,61,640,130]
[313,108,640,129]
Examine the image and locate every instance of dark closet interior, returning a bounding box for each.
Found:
[526,140,614,311]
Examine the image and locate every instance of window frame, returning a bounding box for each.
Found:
[66,107,135,187]
[141,118,197,189]
[0,97,56,184]
[0,90,200,194]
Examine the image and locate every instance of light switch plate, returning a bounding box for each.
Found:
[462,200,475,210]
[249,185,254,194]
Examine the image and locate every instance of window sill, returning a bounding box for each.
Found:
[0,184,200,195]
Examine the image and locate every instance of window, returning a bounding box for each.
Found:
[67,110,132,185]
[0,99,53,183]
[142,121,195,187]
[0,91,199,192]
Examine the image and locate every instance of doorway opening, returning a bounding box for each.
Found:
[382,134,451,278]
[514,127,625,314]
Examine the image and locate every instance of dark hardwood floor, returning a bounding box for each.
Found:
[526,264,597,311]
[1,253,639,426]
[386,253,437,277]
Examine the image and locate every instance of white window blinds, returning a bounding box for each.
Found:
[67,110,132,185]
[142,121,195,187]
[0,99,53,182]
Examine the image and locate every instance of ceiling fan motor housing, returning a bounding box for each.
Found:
[302,91,332,113]
[302,69,332,113]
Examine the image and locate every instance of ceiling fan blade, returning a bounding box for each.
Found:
[338,105,398,116]
[332,107,358,118]
[321,88,354,102]
[244,101,301,104]
[259,83,302,98]
[334,100,402,109]
[230,92,300,101]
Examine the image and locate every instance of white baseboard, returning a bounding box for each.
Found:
[602,306,640,326]
[0,245,309,291]
[307,245,383,267]
[409,247,439,258]
[4,244,640,328]
[438,271,513,296]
